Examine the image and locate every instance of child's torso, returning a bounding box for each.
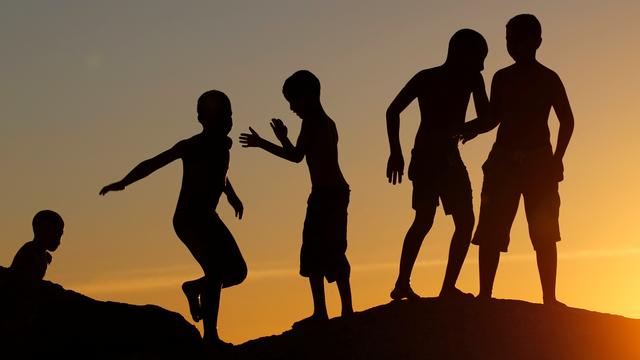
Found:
[413,68,475,151]
[304,117,349,190]
[176,134,230,213]
[493,63,558,150]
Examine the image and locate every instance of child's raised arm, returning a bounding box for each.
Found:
[224,178,244,219]
[99,142,183,195]
[239,119,305,163]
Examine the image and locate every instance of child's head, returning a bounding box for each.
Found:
[197,90,232,135]
[32,210,64,251]
[506,14,542,62]
[282,70,321,119]
[445,29,488,73]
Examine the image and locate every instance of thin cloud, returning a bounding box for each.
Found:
[69,247,640,295]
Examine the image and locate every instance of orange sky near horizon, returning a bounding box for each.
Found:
[1,0,639,343]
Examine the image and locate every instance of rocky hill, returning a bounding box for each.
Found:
[0,266,203,359]
[235,297,640,360]
[2,265,639,359]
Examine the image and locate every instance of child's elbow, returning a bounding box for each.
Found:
[386,107,399,121]
[292,154,304,163]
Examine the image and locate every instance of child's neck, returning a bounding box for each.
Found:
[300,105,327,121]
[31,239,47,251]
[514,55,538,65]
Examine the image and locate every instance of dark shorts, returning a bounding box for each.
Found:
[472,146,561,252]
[408,147,473,215]
[301,187,351,283]
[173,210,247,288]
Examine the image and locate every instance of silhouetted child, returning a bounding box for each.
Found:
[386,29,489,300]
[10,210,64,281]
[100,90,247,347]
[462,14,574,306]
[239,70,353,327]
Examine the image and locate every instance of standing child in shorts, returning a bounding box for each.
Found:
[100,90,247,348]
[386,29,489,300]
[239,70,353,327]
[463,14,574,305]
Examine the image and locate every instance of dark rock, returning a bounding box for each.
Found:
[0,266,203,359]
[234,297,640,360]
[3,264,639,360]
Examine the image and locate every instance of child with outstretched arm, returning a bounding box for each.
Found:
[240,70,353,327]
[100,90,247,349]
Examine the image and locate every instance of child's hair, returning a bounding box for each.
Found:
[197,90,231,117]
[282,70,321,101]
[446,29,488,64]
[32,210,64,237]
[506,14,542,40]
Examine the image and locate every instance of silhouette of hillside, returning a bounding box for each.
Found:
[235,297,640,360]
[3,264,639,359]
[0,266,203,359]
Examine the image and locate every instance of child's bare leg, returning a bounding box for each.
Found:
[336,275,353,316]
[536,243,564,306]
[440,206,474,297]
[182,277,205,322]
[391,207,436,300]
[293,276,328,328]
[200,276,224,344]
[478,246,500,300]
[309,275,328,319]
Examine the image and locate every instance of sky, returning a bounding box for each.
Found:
[1,0,639,343]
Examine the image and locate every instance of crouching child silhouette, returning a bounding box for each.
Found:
[11,210,64,281]
[239,70,353,327]
[100,90,247,348]
[386,29,489,300]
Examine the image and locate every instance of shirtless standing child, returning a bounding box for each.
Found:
[100,90,247,347]
[386,29,489,300]
[463,14,574,305]
[239,70,353,327]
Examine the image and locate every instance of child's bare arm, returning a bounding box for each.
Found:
[224,178,243,219]
[550,75,574,181]
[239,119,305,163]
[552,76,574,161]
[99,142,182,195]
[462,74,500,141]
[386,73,420,184]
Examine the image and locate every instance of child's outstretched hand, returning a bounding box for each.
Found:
[239,127,263,148]
[270,118,288,142]
[99,181,125,195]
[227,194,244,219]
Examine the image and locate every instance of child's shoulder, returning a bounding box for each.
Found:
[12,241,45,263]
[413,67,439,81]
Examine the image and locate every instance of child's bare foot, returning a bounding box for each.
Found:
[203,336,234,355]
[390,284,421,301]
[341,308,354,318]
[292,313,329,329]
[543,297,567,307]
[439,287,474,299]
[182,281,202,322]
[475,292,492,303]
